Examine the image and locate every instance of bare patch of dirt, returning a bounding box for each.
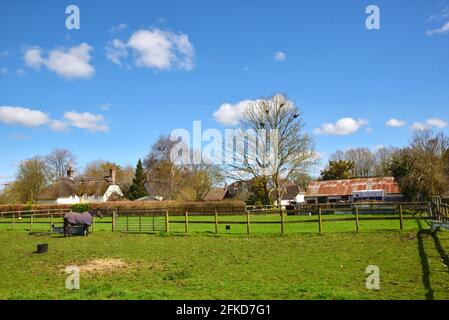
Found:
[79,258,128,273]
[60,258,131,275]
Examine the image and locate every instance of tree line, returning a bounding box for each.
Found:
[0,142,225,204]
[320,130,449,201]
[1,93,447,205]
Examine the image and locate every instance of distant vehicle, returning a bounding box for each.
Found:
[134,196,164,202]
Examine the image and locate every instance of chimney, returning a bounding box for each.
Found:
[109,168,116,185]
[67,167,74,179]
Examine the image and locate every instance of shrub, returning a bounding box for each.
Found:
[71,203,92,213]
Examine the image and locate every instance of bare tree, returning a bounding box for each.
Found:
[373,147,397,177]
[331,148,375,177]
[225,94,316,205]
[185,151,224,200]
[330,147,398,178]
[144,135,186,200]
[45,149,77,182]
[82,160,133,184]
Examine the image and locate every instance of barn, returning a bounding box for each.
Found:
[304,177,403,204]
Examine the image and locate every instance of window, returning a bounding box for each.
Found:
[71,195,76,199]
[84,194,88,199]
[94,194,99,200]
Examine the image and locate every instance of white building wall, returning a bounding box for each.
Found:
[56,195,81,205]
[103,185,124,202]
[49,185,124,205]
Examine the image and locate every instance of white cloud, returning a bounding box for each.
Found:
[0,67,7,75]
[427,21,449,36]
[49,119,70,132]
[0,106,108,132]
[110,23,128,33]
[107,28,195,71]
[24,43,95,79]
[213,100,254,126]
[274,51,286,62]
[427,118,448,129]
[427,7,449,22]
[386,118,406,128]
[0,106,49,127]
[63,111,109,132]
[314,118,369,136]
[106,39,128,66]
[412,122,429,131]
[23,47,45,69]
[412,118,447,131]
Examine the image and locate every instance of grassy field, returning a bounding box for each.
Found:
[0,215,449,300]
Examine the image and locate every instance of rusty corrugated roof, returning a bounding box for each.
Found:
[305,177,401,197]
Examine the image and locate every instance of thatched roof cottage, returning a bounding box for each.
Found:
[37,167,124,205]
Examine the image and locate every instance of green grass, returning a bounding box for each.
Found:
[0,214,448,300]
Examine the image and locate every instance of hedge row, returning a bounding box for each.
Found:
[0,200,246,214]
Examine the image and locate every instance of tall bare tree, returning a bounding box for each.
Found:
[45,148,77,182]
[185,152,224,200]
[373,147,397,177]
[331,148,375,177]
[331,147,398,178]
[144,135,186,200]
[225,94,316,205]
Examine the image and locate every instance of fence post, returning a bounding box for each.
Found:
[165,210,170,233]
[355,205,360,232]
[126,215,129,232]
[111,211,115,231]
[12,214,15,230]
[318,207,322,234]
[214,209,218,234]
[399,205,404,230]
[91,217,95,233]
[246,209,250,235]
[185,211,189,234]
[29,214,33,232]
[281,209,285,235]
[140,215,143,232]
[49,212,53,232]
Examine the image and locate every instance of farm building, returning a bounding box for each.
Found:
[279,183,306,206]
[37,167,124,205]
[304,177,403,204]
[203,188,228,201]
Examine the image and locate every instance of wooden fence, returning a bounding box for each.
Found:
[0,202,440,235]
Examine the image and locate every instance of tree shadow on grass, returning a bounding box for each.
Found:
[416,220,434,300]
[416,219,449,300]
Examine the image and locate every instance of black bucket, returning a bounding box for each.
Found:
[36,243,48,254]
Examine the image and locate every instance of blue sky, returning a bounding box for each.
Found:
[1,0,448,184]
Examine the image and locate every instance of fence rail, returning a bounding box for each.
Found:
[0,202,435,235]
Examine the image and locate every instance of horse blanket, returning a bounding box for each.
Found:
[64,212,93,226]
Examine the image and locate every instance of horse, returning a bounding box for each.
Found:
[63,210,103,237]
